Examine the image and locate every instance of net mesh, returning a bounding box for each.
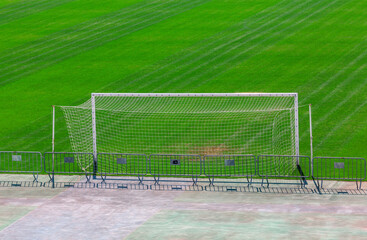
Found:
[60,94,298,175]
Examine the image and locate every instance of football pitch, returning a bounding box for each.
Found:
[0,0,367,237]
[0,0,367,159]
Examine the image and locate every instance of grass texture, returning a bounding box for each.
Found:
[0,0,366,163]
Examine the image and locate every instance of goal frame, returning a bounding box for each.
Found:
[90,93,299,160]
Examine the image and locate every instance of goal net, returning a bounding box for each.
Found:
[60,93,298,156]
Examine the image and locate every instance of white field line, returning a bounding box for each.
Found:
[0,0,170,71]
[0,0,49,16]
[124,0,315,93]
[316,95,367,148]
[6,0,293,150]
[103,0,297,92]
[0,0,164,63]
[0,0,206,85]
[301,41,367,104]
[0,0,208,84]
[169,0,342,92]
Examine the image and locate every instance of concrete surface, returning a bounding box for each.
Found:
[0,177,366,239]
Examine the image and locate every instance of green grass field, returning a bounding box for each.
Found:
[1,0,367,161]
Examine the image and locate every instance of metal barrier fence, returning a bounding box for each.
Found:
[0,151,42,182]
[1,151,367,191]
[312,157,366,189]
[97,153,148,184]
[149,154,201,185]
[44,152,95,183]
[258,155,311,187]
[203,155,256,186]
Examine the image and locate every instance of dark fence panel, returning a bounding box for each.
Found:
[44,152,94,175]
[0,151,42,173]
[313,157,366,189]
[149,154,201,184]
[258,155,311,178]
[97,153,148,184]
[203,155,256,186]
[0,151,42,181]
[203,155,256,177]
[97,153,148,175]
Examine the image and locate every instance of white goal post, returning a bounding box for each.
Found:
[87,93,299,160]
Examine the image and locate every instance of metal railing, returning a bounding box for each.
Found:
[97,153,148,184]
[203,155,256,186]
[44,152,94,183]
[0,151,42,182]
[149,154,201,185]
[312,157,366,190]
[1,151,366,191]
[258,155,311,187]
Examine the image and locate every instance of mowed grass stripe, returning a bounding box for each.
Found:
[79,0,338,154]
[103,0,350,155]
[0,0,25,9]
[316,97,367,148]
[112,0,311,93]
[0,0,49,14]
[313,50,367,109]
[0,0,144,53]
[117,0,343,93]
[185,0,358,93]
[0,0,288,151]
[0,0,180,70]
[1,0,366,160]
[49,0,302,152]
[300,41,367,105]
[0,0,76,25]
[313,71,367,148]
[109,0,300,92]
[0,0,160,63]
[170,0,348,92]
[298,42,367,142]
[298,47,367,141]
[155,0,325,92]
[0,0,211,85]
[0,0,212,150]
[16,0,343,152]
[293,0,367,148]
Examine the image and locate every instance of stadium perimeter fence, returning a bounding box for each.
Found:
[0,152,366,190]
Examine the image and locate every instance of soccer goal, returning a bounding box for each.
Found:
[60,93,299,160]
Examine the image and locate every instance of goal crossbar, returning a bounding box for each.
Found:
[92,93,298,97]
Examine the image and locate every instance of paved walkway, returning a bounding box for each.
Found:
[0,182,366,239]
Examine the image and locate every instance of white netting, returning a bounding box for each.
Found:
[60,93,298,175]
